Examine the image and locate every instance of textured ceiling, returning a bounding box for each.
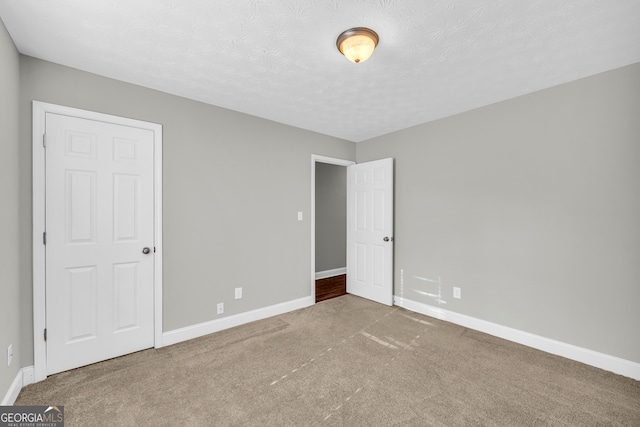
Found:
[1,0,639,142]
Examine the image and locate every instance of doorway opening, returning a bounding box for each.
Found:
[311,155,354,302]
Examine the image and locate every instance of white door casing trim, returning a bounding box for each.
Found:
[310,155,355,300]
[32,101,163,382]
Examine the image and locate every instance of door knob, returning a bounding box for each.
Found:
[383,237,393,242]
[142,247,151,254]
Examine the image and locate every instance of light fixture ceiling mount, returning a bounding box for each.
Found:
[336,27,379,64]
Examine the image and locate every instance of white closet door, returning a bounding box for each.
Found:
[45,112,155,375]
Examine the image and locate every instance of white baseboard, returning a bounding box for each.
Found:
[1,366,34,406]
[394,296,640,381]
[22,366,34,387]
[161,296,315,347]
[315,267,346,280]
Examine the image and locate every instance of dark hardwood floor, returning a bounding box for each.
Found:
[315,274,346,303]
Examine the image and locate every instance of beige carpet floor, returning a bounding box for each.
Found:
[16,295,640,426]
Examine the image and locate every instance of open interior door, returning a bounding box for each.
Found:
[347,158,394,306]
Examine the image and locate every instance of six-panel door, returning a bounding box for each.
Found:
[45,113,155,375]
[347,158,394,306]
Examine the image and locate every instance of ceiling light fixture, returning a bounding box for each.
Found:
[336,27,379,64]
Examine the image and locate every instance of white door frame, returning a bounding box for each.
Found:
[310,155,355,299]
[32,101,163,382]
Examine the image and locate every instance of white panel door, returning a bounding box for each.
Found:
[347,158,394,306]
[45,112,155,375]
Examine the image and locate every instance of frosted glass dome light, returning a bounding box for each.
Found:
[337,27,379,64]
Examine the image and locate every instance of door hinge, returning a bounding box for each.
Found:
[154,247,156,253]
[43,232,46,245]
[44,328,47,341]
[43,134,47,147]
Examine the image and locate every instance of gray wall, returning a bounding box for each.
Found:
[18,56,355,366]
[357,63,640,363]
[315,163,347,272]
[0,18,21,399]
